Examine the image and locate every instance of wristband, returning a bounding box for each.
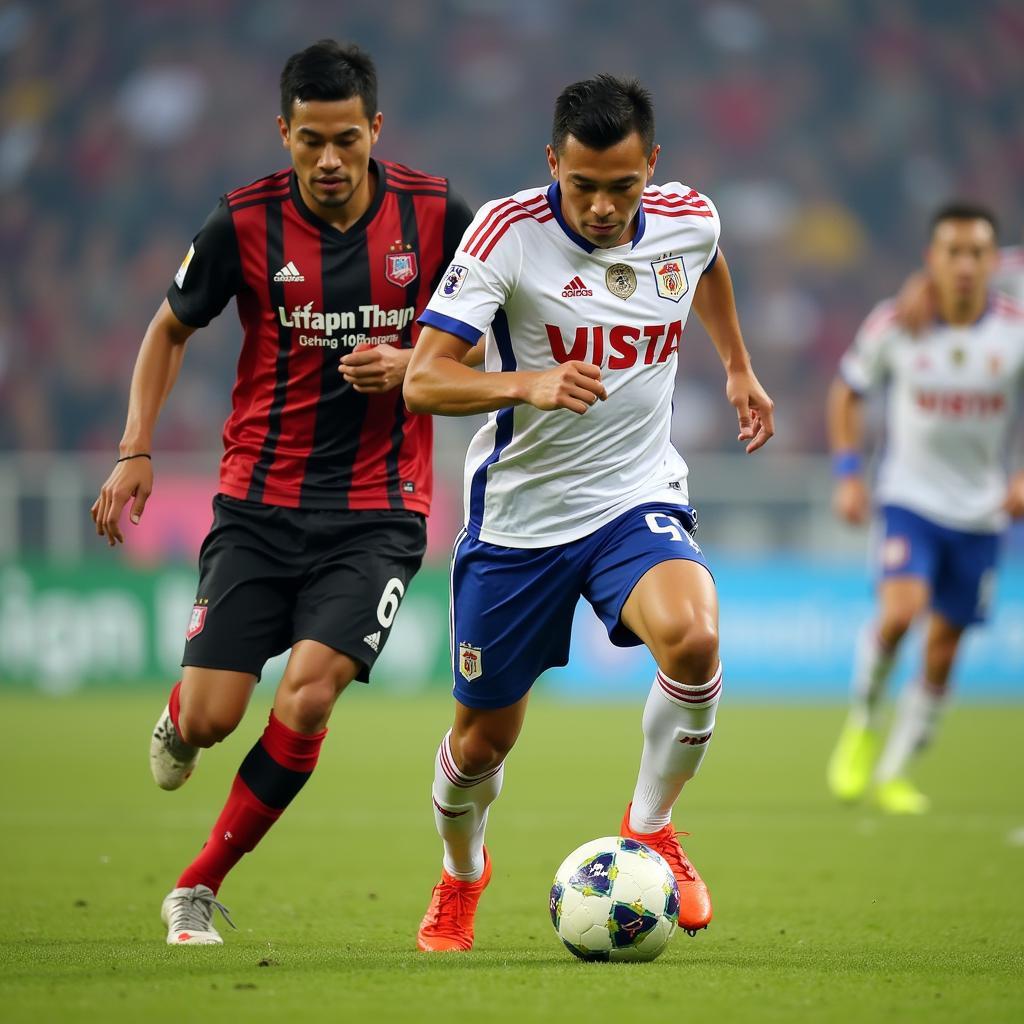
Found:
[116,453,152,464]
[832,451,862,478]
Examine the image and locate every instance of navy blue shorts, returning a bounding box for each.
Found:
[449,503,713,709]
[878,505,1001,627]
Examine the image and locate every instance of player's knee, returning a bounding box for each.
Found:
[878,608,917,646]
[450,730,512,777]
[177,706,240,748]
[282,677,345,733]
[658,621,719,684]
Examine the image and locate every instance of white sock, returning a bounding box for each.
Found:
[850,624,898,729]
[629,664,723,835]
[874,680,947,783]
[431,730,504,882]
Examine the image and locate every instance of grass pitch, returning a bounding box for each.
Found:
[1,692,1022,1023]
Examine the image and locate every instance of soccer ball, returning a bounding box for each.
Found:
[549,836,680,962]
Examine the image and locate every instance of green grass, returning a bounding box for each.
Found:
[1,692,1022,1023]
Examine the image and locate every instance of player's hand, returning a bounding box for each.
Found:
[894,269,936,335]
[833,476,870,525]
[339,343,411,393]
[726,369,775,453]
[1003,472,1024,518]
[522,361,607,415]
[90,458,153,547]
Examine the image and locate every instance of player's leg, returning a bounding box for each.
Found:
[157,496,303,943]
[417,695,529,952]
[828,506,936,801]
[617,557,719,934]
[181,508,427,904]
[168,641,357,931]
[150,496,295,792]
[874,526,999,814]
[418,532,577,952]
[150,668,256,790]
[583,504,719,934]
[873,613,963,814]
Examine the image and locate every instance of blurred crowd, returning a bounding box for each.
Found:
[2,0,1022,460]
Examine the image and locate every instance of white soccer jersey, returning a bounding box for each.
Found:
[419,181,720,547]
[995,246,1024,304]
[840,295,1024,533]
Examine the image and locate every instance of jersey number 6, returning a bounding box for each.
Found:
[377,577,406,628]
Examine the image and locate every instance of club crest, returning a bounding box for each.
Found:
[459,642,482,682]
[186,603,207,641]
[385,250,418,287]
[605,263,637,299]
[651,256,689,302]
[439,264,468,298]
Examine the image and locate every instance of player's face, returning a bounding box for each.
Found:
[547,132,659,248]
[278,97,382,213]
[926,219,998,306]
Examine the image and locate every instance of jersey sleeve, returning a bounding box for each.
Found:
[166,198,243,329]
[700,191,722,272]
[839,300,897,393]
[417,198,521,345]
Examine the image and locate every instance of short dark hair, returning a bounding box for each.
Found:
[930,200,999,240]
[552,74,655,154]
[280,39,378,122]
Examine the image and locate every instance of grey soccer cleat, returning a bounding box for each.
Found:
[161,884,235,945]
[150,704,200,790]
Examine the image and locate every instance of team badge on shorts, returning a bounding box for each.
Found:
[458,642,483,682]
[882,536,910,571]
[186,603,208,641]
[439,264,468,298]
[605,263,637,299]
[385,249,418,287]
[650,256,689,302]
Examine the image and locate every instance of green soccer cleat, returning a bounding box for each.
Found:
[827,719,879,802]
[874,777,930,815]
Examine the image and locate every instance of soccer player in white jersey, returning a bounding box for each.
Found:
[827,202,1024,815]
[403,75,774,951]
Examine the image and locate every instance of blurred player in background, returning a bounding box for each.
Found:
[90,40,472,943]
[827,202,1024,814]
[404,75,774,951]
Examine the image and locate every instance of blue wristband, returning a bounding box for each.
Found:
[832,451,863,477]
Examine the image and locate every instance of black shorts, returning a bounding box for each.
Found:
[181,494,427,682]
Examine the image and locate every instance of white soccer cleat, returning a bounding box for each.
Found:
[150,704,200,790]
[161,885,235,945]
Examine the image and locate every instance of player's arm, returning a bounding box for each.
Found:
[91,198,240,545]
[404,326,607,416]
[827,376,870,525]
[691,250,775,453]
[894,268,936,334]
[90,301,195,546]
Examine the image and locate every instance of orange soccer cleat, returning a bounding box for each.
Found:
[416,848,493,952]
[620,804,712,935]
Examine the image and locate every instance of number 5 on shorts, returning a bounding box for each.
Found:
[377,577,406,628]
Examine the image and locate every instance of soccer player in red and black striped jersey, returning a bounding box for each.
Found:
[90,40,474,945]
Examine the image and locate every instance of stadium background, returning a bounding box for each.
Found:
[1,0,1022,696]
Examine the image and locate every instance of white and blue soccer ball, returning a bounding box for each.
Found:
[549,836,680,962]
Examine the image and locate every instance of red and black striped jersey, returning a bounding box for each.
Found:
[166,159,473,513]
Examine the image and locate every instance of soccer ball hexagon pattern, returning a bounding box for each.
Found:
[550,837,680,962]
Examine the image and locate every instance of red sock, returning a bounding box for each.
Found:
[168,681,183,734]
[177,711,327,893]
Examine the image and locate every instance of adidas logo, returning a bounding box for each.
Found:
[561,275,593,298]
[273,261,304,282]
[363,630,381,652]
